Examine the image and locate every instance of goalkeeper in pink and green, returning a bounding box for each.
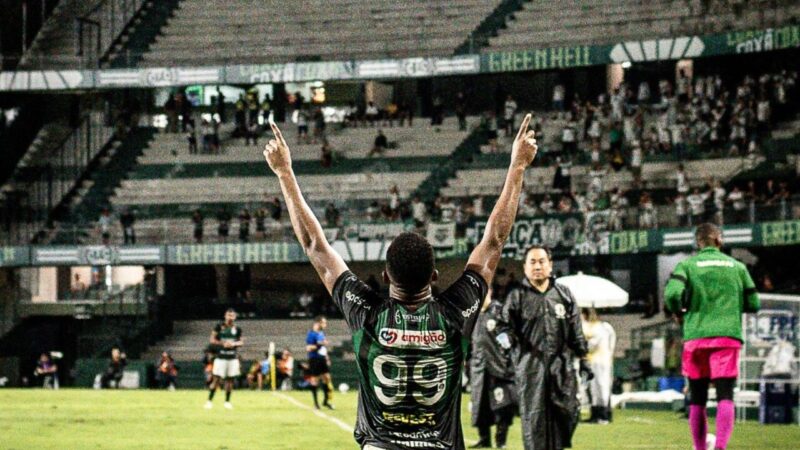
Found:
[665,223,760,450]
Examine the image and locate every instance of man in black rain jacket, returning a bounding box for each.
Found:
[495,246,592,450]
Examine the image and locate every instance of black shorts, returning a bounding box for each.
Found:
[308,358,329,376]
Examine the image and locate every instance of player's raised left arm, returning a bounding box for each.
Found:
[264,121,349,294]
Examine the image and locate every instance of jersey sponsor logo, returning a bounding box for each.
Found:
[394,310,430,323]
[378,329,447,348]
[382,411,437,427]
[345,290,372,310]
[696,260,735,268]
[461,299,480,318]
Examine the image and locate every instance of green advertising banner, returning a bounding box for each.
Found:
[167,242,306,265]
[0,247,30,267]
[1,26,798,92]
[759,220,800,247]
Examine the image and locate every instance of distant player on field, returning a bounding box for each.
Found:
[205,308,243,410]
[263,114,537,449]
[665,223,760,450]
[306,315,335,409]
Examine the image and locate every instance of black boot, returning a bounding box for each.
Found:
[495,423,509,449]
[586,406,599,423]
[470,427,491,448]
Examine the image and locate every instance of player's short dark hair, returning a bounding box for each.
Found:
[523,245,552,261]
[386,231,434,292]
[313,315,326,324]
[695,223,722,248]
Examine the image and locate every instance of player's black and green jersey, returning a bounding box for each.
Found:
[213,322,242,360]
[332,270,487,450]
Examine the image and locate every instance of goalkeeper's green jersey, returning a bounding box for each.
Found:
[664,246,760,341]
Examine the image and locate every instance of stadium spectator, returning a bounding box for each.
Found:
[165,94,178,133]
[552,83,565,112]
[503,95,518,136]
[397,100,412,127]
[561,114,578,156]
[630,140,643,186]
[186,121,198,154]
[201,119,215,153]
[320,139,333,168]
[297,108,310,144]
[324,203,340,227]
[245,117,259,146]
[298,290,314,316]
[638,192,656,229]
[687,188,707,226]
[312,107,326,143]
[253,208,266,239]
[215,88,226,123]
[383,102,398,127]
[33,353,58,389]
[268,197,282,222]
[388,185,400,218]
[455,91,467,131]
[260,93,272,125]
[365,101,379,126]
[552,157,572,192]
[234,94,246,136]
[217,210,231,242]
[192,210,204,243]
[70,273,87,298]
[120,209,136,245]
[98,208,112,245]
[431,94,444,126]
[368,129,388,157]
[155,351,178,390]
[480,110,500,152]
[101,348,127,389]
[411,196,427,228]
[238,209,251,242]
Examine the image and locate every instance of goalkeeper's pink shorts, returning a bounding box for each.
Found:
[681,337,742,380]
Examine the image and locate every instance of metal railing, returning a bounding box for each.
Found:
[23,196,800,246]
[77,0,146,69]
[0,113,114,245]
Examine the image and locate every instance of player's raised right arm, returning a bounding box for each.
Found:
[263,121,348,295]
[466,114,537,286]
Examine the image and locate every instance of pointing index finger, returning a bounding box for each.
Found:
[516,113,532,141]
[269,119,286,146]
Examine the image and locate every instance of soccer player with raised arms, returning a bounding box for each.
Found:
[263,114,537,449]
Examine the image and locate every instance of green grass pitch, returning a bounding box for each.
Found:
[1,389,797,449]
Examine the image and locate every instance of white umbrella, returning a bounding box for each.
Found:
[555,272,629,308]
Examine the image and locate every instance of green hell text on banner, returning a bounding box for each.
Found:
[482,46,594,73]
[168,243,305,264]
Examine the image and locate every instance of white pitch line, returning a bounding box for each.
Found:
[274,392,353,433]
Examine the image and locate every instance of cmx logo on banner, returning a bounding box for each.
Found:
[474,214,583,259]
